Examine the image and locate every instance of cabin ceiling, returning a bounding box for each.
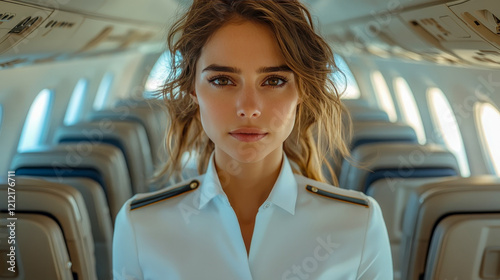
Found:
[15,0,188,25]
[304,0,452,25]
[0,0,499,69]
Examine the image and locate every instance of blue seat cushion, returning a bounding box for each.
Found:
[58,137,132,178]
[15,167,107,197]
[364,167,458,193]
[351,137,418,151]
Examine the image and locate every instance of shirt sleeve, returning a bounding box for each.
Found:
[357,196,393,280]
[113,200,144,280]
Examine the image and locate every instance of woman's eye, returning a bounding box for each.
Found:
[264,77,287,87]
[209,77,233,86]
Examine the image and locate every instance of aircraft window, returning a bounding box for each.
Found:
[64,78,89,125]
[18,89,53,152]
[428,87,470,177]
[93,72,114,110]
[144,51,171,98]
[476,102,500,175]
[394,77,426,144]
[371,71,397,122]
[333,55,361,99]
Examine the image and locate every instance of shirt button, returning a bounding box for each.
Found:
[263,203,270,209]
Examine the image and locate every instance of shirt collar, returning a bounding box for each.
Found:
[197,152,298,215]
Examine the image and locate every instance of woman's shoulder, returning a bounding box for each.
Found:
[294,174,374,209]
[125,175,204,212]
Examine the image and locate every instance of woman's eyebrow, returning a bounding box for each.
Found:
[201,64,292,74]
[257,65,292,73]
[202,64,240,74]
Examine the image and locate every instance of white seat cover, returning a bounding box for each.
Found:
[424,213,500,280]
[0,213,73,280]
[400,176,500,280]
[0,177,97,280]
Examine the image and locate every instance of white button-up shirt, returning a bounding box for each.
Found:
[113,154,393,280]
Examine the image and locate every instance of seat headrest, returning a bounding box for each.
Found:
[10,144,132,219]
[351,121,418,150]
[54,121,153,194]
[340,143,460,192]
[348,107,390,122]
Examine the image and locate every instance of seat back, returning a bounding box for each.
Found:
[88,106,167,166]
[0,213,73,280]
[367,177,452,280]
[54,121,153,194]
[424,213,500,280]
[341,98,371,108]
[0,178,97,280]
[400,176,500,280]
[350,121,418,150]
[339,143,460,192]
[44,177,112,280]
[10,144,132,220]
[348,106,390,122]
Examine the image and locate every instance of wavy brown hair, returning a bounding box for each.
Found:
[155,0,351,186]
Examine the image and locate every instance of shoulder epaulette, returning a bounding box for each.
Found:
[305,185,369,207]
[130,180,200,210]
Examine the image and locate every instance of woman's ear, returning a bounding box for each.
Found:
[190,91,199,104]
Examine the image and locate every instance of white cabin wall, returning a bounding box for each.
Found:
[0,49,161,175]
[342,56,381,107]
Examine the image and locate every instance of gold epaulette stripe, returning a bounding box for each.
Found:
[130,180,200,211]
[306,185,369,207]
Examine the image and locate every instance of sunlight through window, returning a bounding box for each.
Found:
[428,87,470,176]
[476,102,500,175]
[93,72,114,110]
[18,89,53,152]
[394,77,426,144]
[64,79,88,125]
[334,55,361,99]
[371,71,397,122]
[145,52,171,95]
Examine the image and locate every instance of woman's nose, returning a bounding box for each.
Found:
[236,86,261,118]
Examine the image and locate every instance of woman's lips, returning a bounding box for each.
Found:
[229,128,268,142]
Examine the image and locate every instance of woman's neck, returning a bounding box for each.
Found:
[214,148,283,208]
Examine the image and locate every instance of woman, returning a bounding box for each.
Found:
[113,0,393,279]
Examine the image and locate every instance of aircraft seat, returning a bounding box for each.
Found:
[424,213,500,280]
[0,213,73,280]
[400,176,500,280]
[43,177,112,280]
[367,177,453,280]
[10,143,132,221]
[0,178,97,280]
[54,121,153,194]
[341,98,371,108]
[339,143,460,192]
[350,121,418,151]
[88,105,167,166]
[347,106,390,122]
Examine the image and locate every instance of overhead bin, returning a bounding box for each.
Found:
[306,0,453,27]
[400,0,500,67]
[16,0,184,25]
[322,0,500,68]
[448,0,500,66]
[0,1,163,69]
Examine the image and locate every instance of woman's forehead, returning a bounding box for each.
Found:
[198,20,287,71]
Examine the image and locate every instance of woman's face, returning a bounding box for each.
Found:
[193,20,300,164]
